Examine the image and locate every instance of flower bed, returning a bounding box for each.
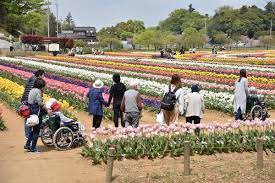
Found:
[33,56,275,85]
[0,75,75,118]
[82,121,275,164]
[0,107,6,131]
[1,57,275,113]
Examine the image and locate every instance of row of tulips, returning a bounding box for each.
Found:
[31,56,275,91]
[0,106,6,131]
[83,121,275,164]
[177,56,275,65]
[0,63,234,113]
[0,75,75,118]
[75,54,275,71]
[32,56,275,85]
[36,55,275,79]
[1,57,275,113]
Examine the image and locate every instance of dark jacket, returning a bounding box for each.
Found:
[21,75,37,103]
[107,82,126,109]
[87,88,107,116]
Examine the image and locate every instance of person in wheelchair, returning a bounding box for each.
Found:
[246,87,260,111]
[41,98,85,150]
[246,87,269,120]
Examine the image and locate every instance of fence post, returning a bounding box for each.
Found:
[106,147,115,183]
[256,138,264,170]
[184,141,191,175]
[271,154,275,180]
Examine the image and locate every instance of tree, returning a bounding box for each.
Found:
[212,32,232,45]
[188,4,195,13]
[75,39,85,47]
[265,1,275,14]
[259,35,273,49]
[159,9,206,34]
[133,29,154,49]
[208,5,267,39]
[62,12,75,30]
[98,27,122,50]
[0,0,45,35]
[23,11,44,35]
[162,31,177,48]
[180,27,207,48]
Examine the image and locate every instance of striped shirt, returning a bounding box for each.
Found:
[21,76,37,102]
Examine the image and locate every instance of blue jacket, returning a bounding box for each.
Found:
[87,88,107,116]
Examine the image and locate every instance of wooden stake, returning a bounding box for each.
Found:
[106,147,115,183]
[184,141,191,175]
[256,138,264,170]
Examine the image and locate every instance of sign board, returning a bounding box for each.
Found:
[48,43,60,52]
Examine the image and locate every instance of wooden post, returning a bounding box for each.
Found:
[271,154,275,180]
[256,138,264,170]
[184,141,191,175]
[106,147,115,183]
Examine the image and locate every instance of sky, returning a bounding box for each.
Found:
[52,0,269,30]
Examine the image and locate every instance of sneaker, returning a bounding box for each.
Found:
[24,145,30,150]
[29,149,41,153]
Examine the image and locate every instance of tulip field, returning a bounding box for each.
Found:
[0,52,274,164]
[0,106,5,131]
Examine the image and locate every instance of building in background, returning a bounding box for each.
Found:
[59,26,97,45]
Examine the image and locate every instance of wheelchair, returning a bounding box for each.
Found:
[245,100,269,121]
[40,114,85,151]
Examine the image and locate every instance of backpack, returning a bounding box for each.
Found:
[160,85,178,111]
[18,104,31,118]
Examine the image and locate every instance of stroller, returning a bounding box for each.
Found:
[40,99,85,151]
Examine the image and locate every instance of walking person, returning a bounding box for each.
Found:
[25,78,48,153]
[87,79,108,128]
[185,85,205,136]
[161,74,185,125]
[107,73,126,127]
[234,69,249,120]
[21,70,45,139]
[120,80,143,128]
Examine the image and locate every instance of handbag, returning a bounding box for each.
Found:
[26,107,40,127]
[156,111,164,125]
[26,114,39,127]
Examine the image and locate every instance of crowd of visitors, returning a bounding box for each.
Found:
[21,68,252,152]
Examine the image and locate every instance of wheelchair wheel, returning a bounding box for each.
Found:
[53,127,74,151]
[250,105,262,120]
[41,124,54,147]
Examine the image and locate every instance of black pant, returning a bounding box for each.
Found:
[114,109,125,128]
[93,115,103,129]
[186,116,201,136]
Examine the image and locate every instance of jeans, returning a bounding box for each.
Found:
[25,117,42,150]
[186,116,201,136]
[235,107,243,120]
[24,119,30,139]
[93,115,103,129]
[114,109,125,128]
[125,112,140,128]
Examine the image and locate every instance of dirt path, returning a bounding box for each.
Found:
[0,103,274,183]
[0,104,106,183]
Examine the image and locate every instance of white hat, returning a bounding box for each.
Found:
[128,79,139,88]
[46,98,57,109]
[249,86,257,93]
[93,79,104,89]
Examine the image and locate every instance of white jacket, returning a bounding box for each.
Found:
[163,85,185,114]
[233,78,249,114]
[185,92,205,118]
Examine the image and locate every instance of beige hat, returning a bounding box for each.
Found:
[93,79,104,89]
